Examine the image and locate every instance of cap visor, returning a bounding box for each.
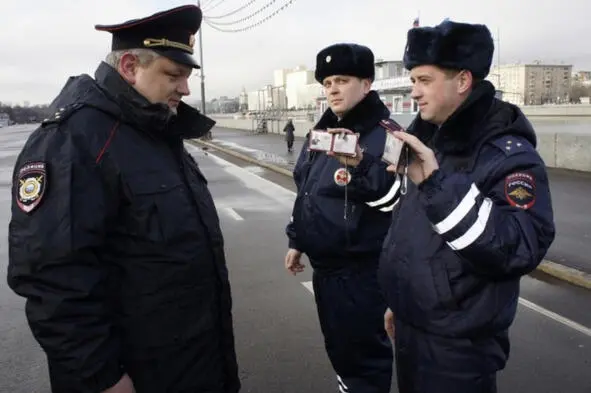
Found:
[154,49,200,69]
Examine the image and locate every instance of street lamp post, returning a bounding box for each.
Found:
[197,0,211,139]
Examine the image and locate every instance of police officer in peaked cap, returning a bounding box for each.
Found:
[286,43,401,393]
[8,5,240,393]
[378,19,555,392]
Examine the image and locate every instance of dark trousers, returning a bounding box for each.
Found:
[312,264,393,393]
[395,320,502,393]
[287,140,294,151]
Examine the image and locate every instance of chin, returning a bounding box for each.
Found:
[419,110,434,122]
[330,103,346,117]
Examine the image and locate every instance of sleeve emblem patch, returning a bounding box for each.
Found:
[505,172,535,210]
[16,162,47,213]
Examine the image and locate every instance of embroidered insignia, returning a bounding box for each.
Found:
[334,168,351,186]
[16,162,47,213]
[505,172,535,210]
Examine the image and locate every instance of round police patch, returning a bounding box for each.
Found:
[334,168,351,186]
[16,162,47,213]
[505,172,535,210]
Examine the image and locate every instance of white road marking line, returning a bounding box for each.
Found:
[188,144,591,337]
[301,281,314,294]
[224,207,244,221]
[518,298,591,337]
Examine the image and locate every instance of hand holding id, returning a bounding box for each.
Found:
[386,131,438,184]
[326,128,363,167]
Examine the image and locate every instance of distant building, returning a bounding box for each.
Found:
[0,112,10,127]
[487,62,573,105]
[211,96,239,113]
[247,85,287,112]
[239,88,248,112]
[573,71,591,87]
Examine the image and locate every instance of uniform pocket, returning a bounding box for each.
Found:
[430,256,459,310]
[302,194,362,257]
[123,174,188,244]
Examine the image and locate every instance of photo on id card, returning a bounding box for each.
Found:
[332,132,359,156]
[382,131,405,167]
[308,130,333,152]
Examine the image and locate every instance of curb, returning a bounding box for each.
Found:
[190,138,591,291]
[537,260,591,290]
[190,139,293,177]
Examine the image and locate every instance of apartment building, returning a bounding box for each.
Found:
[489,62,572,105]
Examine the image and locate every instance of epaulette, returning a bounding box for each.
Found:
[489,134,535,156]
[379,118,405,133]
[41,103,85,126]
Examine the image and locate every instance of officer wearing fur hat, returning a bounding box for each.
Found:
[285,43,400,393]
[7,5,240,393]
[378,20,555,392]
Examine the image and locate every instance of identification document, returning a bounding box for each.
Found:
[308,130,359,157]
[380,119,406,167]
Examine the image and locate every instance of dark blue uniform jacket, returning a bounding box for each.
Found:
[379,81,556,347]
[286,91,400,268]
[7,62,239,393]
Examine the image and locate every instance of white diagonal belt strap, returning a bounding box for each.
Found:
[366,175,401,207]
[433,183,480,235]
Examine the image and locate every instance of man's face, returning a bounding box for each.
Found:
[126,55,192,114]
[409,65,470,125]
[322,75,371,118]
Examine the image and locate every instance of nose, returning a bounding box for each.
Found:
[325,84,339,96]
[178,77,190,96]
[410,84,421,101]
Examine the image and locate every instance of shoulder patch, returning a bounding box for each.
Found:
[489,135,534,156]
[41,103,84,126]
[505,171,536,209]
[16,161,47,213]
[379,119,405,133]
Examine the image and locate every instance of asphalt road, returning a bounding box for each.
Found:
[0,125,590,392]
[208,127,591,275]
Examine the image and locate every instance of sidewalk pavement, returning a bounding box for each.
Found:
[194,127,591,290]
[205,127,306,173]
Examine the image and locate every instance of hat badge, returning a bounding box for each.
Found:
[325,55,331,63]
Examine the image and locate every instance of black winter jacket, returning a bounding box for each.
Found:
[8,62,240,393]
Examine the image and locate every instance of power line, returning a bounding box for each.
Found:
[204,0,296,32]
[206,0,259,19]
[203,0,227,13]
[204,0,279,26]
[201,0,217,8]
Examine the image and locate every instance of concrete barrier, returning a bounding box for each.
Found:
[521,104,591,117]
[210,116,591,172]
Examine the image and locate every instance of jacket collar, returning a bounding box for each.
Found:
[314,90,390,133]
[94,62,214,140]
[409,80,496,154]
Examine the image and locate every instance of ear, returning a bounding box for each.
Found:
[457,70,473,95]
[118,52,139,85]
[361,78,372,93]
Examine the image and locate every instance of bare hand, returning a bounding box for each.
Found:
[384,308,395,342]
[385,131,438,184]
[285,249,305,275]
[102,374,134,393]
[326,128,363,167]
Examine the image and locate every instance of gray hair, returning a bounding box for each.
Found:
[104,48,160,68]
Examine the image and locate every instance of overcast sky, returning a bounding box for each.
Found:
[1,0,590,106]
